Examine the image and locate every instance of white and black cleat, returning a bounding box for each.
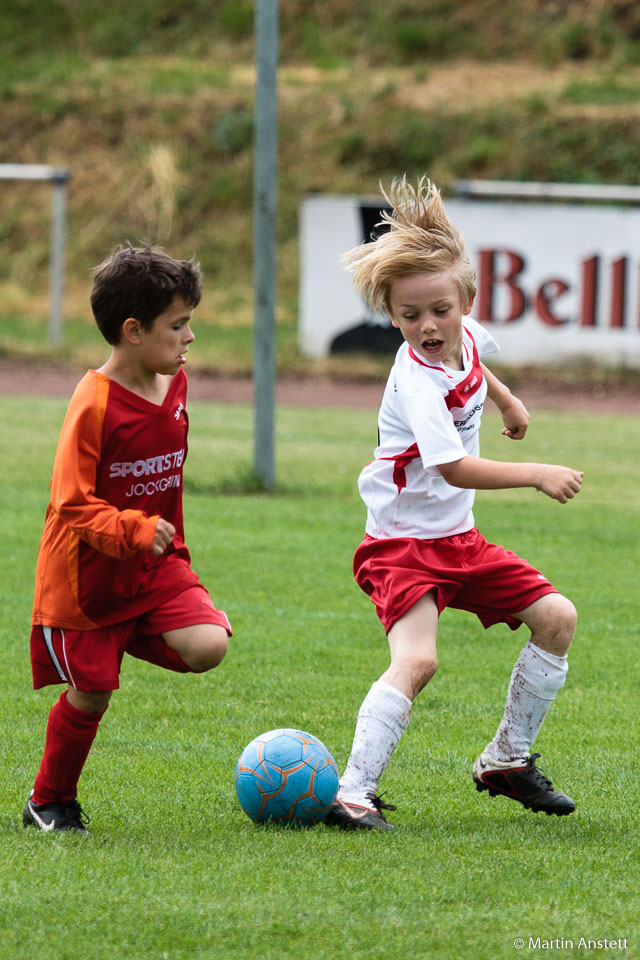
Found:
[22,789,90,833]
[472,752,575,816]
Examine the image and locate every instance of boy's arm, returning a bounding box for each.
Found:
[438,456,583,504]
[49,381,162,558]
[481,362,530,440]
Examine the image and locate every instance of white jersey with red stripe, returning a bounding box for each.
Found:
[358,316,500,540]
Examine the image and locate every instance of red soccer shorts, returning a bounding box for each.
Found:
[30,584,232,691]
[353,528,557,634]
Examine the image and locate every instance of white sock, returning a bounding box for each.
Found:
[338,680,412,805]
[485,640,568,762]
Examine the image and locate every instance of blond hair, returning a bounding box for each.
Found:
[341,175,476,314]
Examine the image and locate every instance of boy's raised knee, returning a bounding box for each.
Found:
[189,626,228,673]
[542,594,577,635]
[528,593,577,656]
[166,623,229,673]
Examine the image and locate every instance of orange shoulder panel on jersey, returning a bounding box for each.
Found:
[32,371,158,629]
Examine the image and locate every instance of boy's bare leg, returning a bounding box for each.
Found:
[327,592,438,829]
[66,689,113,713]
[516,592,577,656]
[382,590,439,699]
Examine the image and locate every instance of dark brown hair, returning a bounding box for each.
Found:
[90,245,202,345]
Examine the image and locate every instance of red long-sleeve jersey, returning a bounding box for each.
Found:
[32,368,200,630]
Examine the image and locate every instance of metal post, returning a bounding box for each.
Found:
[50,174,68,347]
[0,163,71,346]
[252,0,279,489]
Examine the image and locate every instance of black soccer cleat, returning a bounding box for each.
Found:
[22,790,90,834]
[324,792,397,831]
[472,752,575,816]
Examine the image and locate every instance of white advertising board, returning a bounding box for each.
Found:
[300,194,640,367]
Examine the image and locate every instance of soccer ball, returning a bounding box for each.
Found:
[234,728,339,826]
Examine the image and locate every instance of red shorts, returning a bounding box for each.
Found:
[30,584,232,692]
[353,529,557,634]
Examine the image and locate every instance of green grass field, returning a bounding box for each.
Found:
[1,392,638,960]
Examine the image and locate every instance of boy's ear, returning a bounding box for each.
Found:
[122,317,142,345]
[385,303,400,328]
[466,294,476,313]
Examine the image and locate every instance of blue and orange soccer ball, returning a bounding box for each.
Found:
[234,728,339,826]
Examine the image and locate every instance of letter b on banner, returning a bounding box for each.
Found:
[476,250,527,324]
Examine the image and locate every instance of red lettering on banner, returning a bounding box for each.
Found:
[535,279,570,327]
[477,249,636,330]
[610,257,626,328]
[477,250,527,324]
[580,256,598,327]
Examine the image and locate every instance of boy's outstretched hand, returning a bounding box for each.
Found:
[537,464,584,504]
[152,517,176,555]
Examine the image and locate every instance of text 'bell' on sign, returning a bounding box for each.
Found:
[299,191,640,367]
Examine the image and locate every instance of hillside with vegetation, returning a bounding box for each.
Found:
[2,0,640,374]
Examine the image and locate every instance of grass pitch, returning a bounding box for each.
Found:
[0,393,638,960]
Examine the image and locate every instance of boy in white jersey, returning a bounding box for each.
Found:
[326,177,583,831]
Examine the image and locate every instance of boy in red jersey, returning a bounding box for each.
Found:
[24,245,231,833]
[325,178,584,831]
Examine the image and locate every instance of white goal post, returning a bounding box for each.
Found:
[0,163,71,345]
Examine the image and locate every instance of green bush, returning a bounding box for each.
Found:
[214,108,254,154]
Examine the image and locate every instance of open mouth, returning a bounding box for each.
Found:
[422,339,443,353]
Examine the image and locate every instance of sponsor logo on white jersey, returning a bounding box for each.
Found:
[453,403,483,431]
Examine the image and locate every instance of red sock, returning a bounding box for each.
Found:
[32,691,107,805]
[126,634,191,673]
